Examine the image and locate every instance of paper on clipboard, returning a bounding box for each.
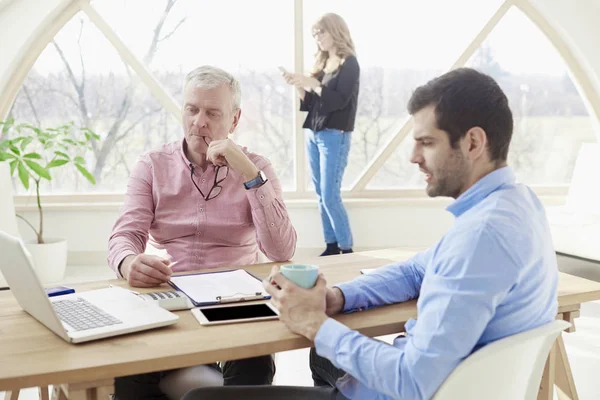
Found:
[169,269,268,306]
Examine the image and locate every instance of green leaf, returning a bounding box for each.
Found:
[17,162,30,190]
[24,160,51,180]
[62,138,76,146]
[46,159,69,168]
[0,118,14,134]
[75,163,96,185]
[9,159,18,175]
[0,150,16,161]
[9,145,20,156]
[54,151,69,159]
[23,152,42,159]
[19,137,33,151]
[74,156,85,164]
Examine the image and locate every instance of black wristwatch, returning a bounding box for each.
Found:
[244,170,268,190]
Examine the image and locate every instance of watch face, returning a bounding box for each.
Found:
[258,171,267,182]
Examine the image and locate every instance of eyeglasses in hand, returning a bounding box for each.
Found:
[190,136,229,201]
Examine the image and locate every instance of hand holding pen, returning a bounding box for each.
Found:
[119,254,176,288]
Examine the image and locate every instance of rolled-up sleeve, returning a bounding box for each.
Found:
[245,160,297,262]
[107,157,155,275]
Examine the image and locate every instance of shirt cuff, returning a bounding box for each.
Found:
[314,317,353,361]
[245,180,277,209]
[111,250,137,278]
[335,282,362,312]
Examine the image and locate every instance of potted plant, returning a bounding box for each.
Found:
[0,119,99,283]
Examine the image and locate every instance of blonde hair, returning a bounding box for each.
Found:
[311,13,356,76]
[184,65,242,111]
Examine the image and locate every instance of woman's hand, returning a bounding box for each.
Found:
[282,72,320,90]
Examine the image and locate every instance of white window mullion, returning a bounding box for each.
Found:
[80,0,182,122]
[515,0,600,126]
[0,0,81,121]
[350,0,514,192]
[293,0,306,193]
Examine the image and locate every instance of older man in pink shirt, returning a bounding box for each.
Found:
[108,67,296,287]
[108,66,297,399]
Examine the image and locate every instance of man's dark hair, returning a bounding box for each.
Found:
[407,68,513,162]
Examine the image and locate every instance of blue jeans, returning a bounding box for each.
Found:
[306,129,353,250]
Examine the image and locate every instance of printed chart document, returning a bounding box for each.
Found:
[169,269,268,306]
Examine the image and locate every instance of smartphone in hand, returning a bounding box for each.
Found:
[278,66,288,75]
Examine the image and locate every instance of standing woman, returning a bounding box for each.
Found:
[282,13,359,256]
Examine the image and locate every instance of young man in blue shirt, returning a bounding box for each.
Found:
[183,68,559,400]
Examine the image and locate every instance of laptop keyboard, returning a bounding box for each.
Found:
[53,298,122,331]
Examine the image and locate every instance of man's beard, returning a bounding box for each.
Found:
[425,151,468,198]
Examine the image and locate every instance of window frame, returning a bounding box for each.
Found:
[1,0,598,202]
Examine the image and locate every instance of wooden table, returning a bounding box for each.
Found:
[1,248,599,400]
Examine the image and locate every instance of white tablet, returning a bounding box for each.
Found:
[191,302,279,326]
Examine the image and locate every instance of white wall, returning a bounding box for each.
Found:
[15,199,455,265]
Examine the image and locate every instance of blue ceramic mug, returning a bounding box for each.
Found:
[280,264,319,289]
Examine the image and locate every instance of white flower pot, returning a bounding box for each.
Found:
[24,238,68,284]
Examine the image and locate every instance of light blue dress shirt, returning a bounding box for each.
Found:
[314,167,558,400]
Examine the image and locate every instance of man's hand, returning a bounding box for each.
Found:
[206,138,259,181]
[263,265,329,341]
[120,254,173,288]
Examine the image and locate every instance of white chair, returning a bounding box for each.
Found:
[432,320,571,400]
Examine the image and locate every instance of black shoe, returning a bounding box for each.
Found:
[320,242,341,256]
[341,248,353,254]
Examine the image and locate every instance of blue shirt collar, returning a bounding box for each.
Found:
[446,166,516,217]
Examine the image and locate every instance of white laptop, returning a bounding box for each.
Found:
[0,231,179,343]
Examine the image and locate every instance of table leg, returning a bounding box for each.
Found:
[555,335,579,400]
[538,342,556,400]
[51,386,68,400]
[3,391,19,400]
[95,385,113,400]
[59,379,114,400]
[38,386,50,400]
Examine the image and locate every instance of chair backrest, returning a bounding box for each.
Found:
[432,320,570,400]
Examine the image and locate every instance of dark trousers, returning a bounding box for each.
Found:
[114,355,275,400]
[182,349,348,400]
[310,348,350,399]
[182,349,349,400]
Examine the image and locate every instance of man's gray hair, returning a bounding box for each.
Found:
[184,66,242,111]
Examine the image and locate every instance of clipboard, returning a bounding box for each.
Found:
[168,269,270,307]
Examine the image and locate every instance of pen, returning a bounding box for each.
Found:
[217,294,265,304]
[108,284,140,296]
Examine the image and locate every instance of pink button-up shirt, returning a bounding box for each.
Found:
[108,139,297,275]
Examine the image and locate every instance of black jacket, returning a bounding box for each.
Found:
[300,55,360,132]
